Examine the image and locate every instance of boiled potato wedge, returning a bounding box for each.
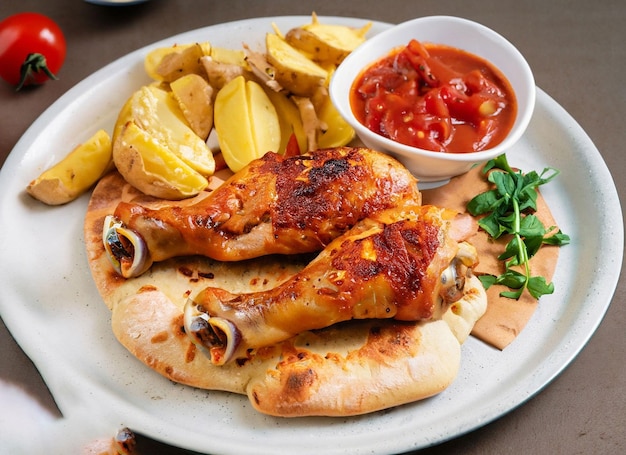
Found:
[127,85,215,176]
[265,33,327,97]
[214,76,281,172]
[113,121,208,200]
[285,14,372,65]
[263,88,307,154]
[27,129,112,205]
[170,74,215,140]
[144,42,211,82]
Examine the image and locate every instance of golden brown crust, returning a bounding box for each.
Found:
[111,147,422,265]
[246,319,462,417]
[85,170,487,417]
[186,204,475,366]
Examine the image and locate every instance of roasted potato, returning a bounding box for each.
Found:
[214,75,281,172]
[113,121,208,200]
[170,73,215,140]
[144,42,211,82]
[263,88,307,154]
[285,13,372,66]
[121,85,215,176]
[199,46,254,90]
[265,32,328,97]
[27,129,112,205]
[201,57,249,91]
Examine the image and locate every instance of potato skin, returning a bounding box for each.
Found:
[144,42,211,82]
[284,18,371,66]
[265,33,327,97]
[27,178,77,206]
[285,28,348,66]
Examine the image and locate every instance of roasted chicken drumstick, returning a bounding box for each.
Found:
[185,204,479,366]
[103,147,422,278]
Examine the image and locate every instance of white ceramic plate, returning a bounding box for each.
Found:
[0,16,622,455]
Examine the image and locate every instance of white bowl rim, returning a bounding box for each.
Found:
[330,15,536,164]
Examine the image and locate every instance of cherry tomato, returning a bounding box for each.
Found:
[0,12,66,90]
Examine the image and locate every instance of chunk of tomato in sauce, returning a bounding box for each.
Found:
[351,39,516,153]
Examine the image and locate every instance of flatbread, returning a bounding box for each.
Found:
[84,172,487,417]
[422,166,561,349]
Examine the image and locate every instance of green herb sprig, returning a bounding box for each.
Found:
[467,155,570,300]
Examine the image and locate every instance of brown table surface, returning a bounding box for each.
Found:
[1,1,624,454]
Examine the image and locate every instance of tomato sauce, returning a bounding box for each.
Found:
[350,39,517,153]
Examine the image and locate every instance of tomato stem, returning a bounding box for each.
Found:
[16,53,59,91]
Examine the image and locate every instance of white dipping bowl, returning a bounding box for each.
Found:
[330,15,535,184]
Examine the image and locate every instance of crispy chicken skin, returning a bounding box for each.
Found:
[185,205,479,365]
[106,147,422,277]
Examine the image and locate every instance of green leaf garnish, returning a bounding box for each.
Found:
[467,154,570,300]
